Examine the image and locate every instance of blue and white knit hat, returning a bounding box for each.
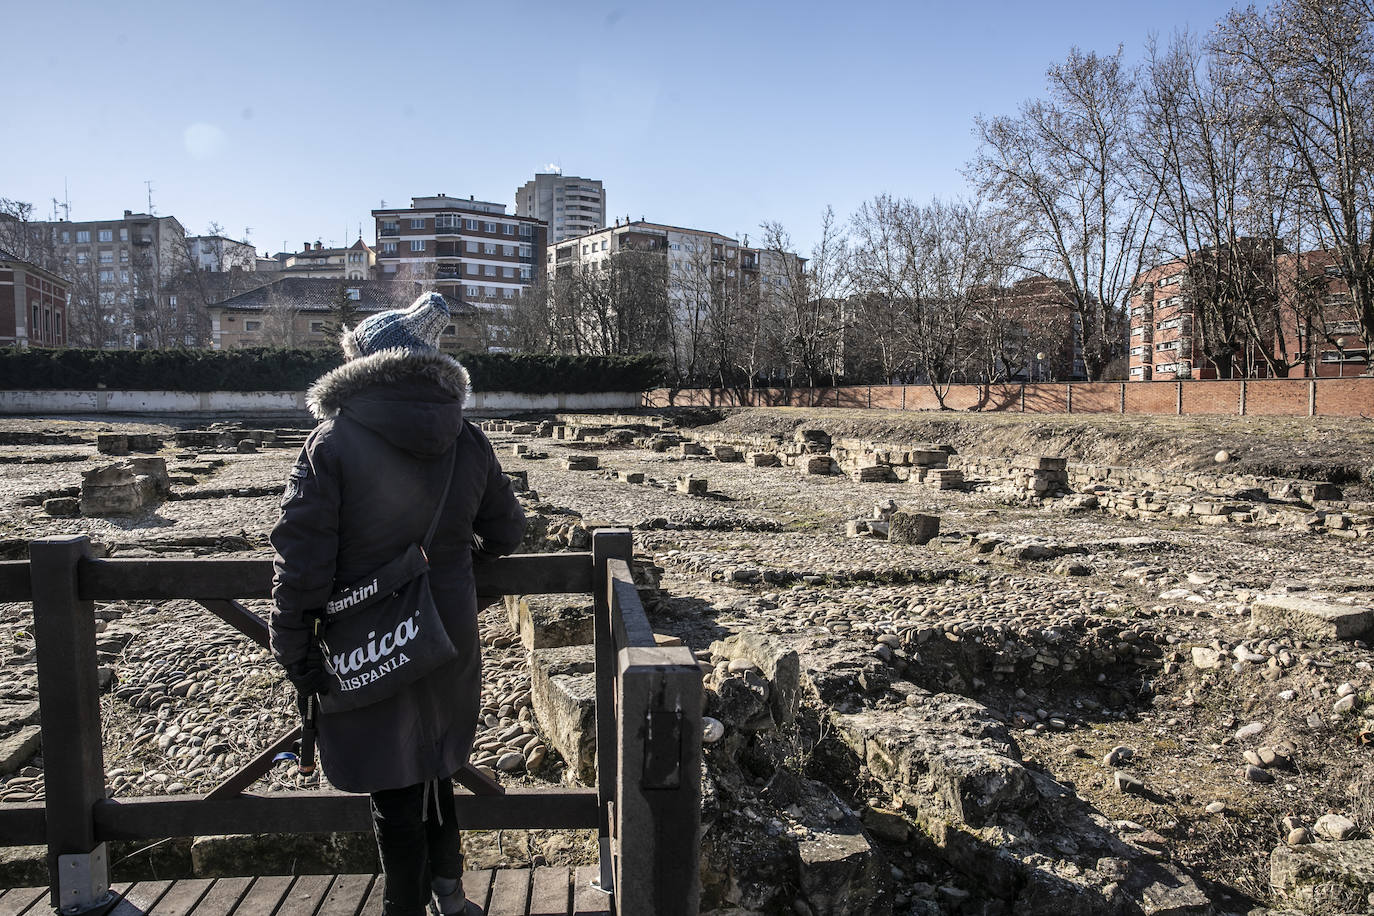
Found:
[344,292,450,359]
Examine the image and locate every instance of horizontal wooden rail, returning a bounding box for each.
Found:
[0,788,598,847]
[0,552,594,603]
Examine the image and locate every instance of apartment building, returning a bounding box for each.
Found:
[183,235,258,272]
[974,276,1088,381]
[515,173,606,243]
[1126,246,1367,380]
[547,219,805,358]
[208,278,478,351]
[0,248,69,347]
[25,210,187,347]
[372,195,545,349]
[269,239,375,280]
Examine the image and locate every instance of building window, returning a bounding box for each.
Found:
[410,240,426,252]
[467,264,479,275]
[520,266,531,280]
[347,288,361,300]
[382,242,397,254]
[99,250,113,264]
[520,245,532,258]
[310,321,325,333]
[502,245,514,256]
[31,305,39,337]
[61,231,70,244]
[520,225,532,237]
[502,267,514,278]
[119,228,128,242]
[120,249,129,263]
[484,265,496,276]
[465,219,478,230]
[381,221,399,234]
[466,286,480,297]
[485,286,496,297]
[120,270,129,283]
[76,252,88,265]
[410,218,425,229]
[76,230,90,243]
[484,243,496,255]
[483,222,496,233]
[54,313,62,340]
[98,229,113,242]
[435,215,460,230]
[502,288,514,299]
[466,241,479,253]
[245,320,262,331]
[169,295,177,308]
[502,223,514,235]
[1130,325,1142,336]
[99,269,115,282]
[582,245,589,254]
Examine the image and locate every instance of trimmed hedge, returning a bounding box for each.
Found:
[0,348,664,394]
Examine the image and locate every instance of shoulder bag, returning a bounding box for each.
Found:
[316,446,459,713]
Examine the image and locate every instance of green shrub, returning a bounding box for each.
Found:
[0,348,663,394]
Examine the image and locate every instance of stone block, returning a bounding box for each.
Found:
[748,451,780,468]
[81,483,142,516]
[530,645,597,785]
[617,470,645,484]
[804,455,834,475]
[128,457,170,495]
[910,449,949,468]
[511,443,529,457]
[562,455,599,471]
[795,429,832,453]
[677,475,708,496]
[96,434,129,455]
[43,497,80,517]
[0,726,41,776]
[850,465,895,483]
[1251,594,1373,641]
[504,469,528,492]
[83,462,135,488]
[679,442,708,457]
[127,433,162,451]
[708,631,800,726]
[1013,455,1068,472]
[926,468,964,490]
[504,595,594,651]
[1270,840,1374,912]
[236,440,257,453]
[888,511,940,546]
[711,445,741,462]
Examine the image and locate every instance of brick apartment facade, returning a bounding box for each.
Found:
[0,248,69,347]
[372,195,545,350]
[1127,247,1368,380]
[974,276,1089,381]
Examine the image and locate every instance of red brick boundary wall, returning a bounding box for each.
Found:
[642,379,1374,418]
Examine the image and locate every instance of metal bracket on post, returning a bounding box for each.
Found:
[58,846,113,915]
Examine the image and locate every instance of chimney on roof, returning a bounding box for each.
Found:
[314,241,322,250]
[303,241,310,252]
[470,195,475,201]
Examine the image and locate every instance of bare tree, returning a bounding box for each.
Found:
[972,46,1151,379]
[258,284,303,348]
[761,210,846,386]
[1214,0,1374,364]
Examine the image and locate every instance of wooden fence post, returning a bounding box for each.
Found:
[30,536,113,914]
[591,529,632,897]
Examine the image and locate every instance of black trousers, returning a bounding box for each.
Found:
[370,780,463,916]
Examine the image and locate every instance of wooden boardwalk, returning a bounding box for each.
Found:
[0,869,611,916]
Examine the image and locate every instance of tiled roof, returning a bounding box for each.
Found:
[211,277,472,314]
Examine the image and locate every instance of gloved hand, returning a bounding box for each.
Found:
[286,632,332,697]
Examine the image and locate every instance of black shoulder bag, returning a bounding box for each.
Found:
[317,446,460,713]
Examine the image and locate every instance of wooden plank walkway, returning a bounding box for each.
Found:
[0,869,610,916]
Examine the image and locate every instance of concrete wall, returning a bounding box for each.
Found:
[0,389,641,416]
[644,378,1374,419]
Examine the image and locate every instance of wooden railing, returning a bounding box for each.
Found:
[0,530,701,916]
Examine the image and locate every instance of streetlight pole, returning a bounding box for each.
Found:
[1336,338,1346,378]
[1035,351,1046,383]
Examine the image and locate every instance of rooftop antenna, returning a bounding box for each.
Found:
[63,178,70,221]
[243,227,253,242]
[145,180,155,215]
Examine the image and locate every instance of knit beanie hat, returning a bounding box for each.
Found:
[344,292,450,360]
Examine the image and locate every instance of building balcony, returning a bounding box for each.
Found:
[436,270,462,280]
[378,226,400,237]
[133,236,152,246]
[434,226,462,236]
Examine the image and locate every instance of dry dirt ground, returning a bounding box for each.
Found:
[0,409,1372,914]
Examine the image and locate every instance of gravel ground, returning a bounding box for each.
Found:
[0,412,1372,910]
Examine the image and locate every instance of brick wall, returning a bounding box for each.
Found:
[643,378,1374,418]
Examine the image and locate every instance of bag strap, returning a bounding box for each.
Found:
[421,445,459,550]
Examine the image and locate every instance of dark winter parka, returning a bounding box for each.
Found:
[269,347,524,793]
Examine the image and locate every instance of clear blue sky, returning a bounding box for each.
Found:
[2,0,1240,257]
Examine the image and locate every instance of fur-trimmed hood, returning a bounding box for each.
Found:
[307,348,471,456]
